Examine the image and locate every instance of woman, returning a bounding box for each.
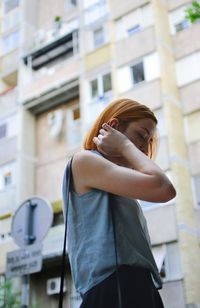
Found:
[63,98,176,308]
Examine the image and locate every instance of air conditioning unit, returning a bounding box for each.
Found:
[47,109,63,139]
[47,277,67,295]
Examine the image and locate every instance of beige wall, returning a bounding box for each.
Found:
[110,0,148,19]
[167,0,190,11]
[118,79,162,110]
[180,80,200,114]
[173,24,200,60]
[35,99,79,203]
[115,27,156,66]
[144,204,178,245]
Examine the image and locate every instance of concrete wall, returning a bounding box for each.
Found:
[160,280,186,308]
[144,204,178,245]
[110,0,148,19]
[118,79,162,110]
[115,26,156,66]
[35,99,79,203]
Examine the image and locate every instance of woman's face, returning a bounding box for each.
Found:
[108,117,156,168]
[120,118,156,156]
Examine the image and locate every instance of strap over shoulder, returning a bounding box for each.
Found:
[62,157,73,225]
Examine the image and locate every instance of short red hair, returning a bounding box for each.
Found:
[83,98,158,158]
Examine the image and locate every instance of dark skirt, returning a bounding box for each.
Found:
[80,265,164,308]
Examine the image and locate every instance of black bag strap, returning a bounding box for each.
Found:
[59,158,73,308]
[110,195,123,308]
[59,158,122,308]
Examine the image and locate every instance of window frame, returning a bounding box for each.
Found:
[89,72,112,101]
[93,26,105,49]
[131,61,145,85]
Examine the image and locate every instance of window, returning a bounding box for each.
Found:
[3,0,19,14]
[65,0,77,9]
[0,162,15,191]
[93,27,105,48]
[0,124,7,139]
[131,62,145,84]
[83,0,108,26]
[127,25,141,36]
[169,5,191,35]
[89,72,112,100]
[70,0,77,5]
[117,52,160,93]
[115,3,153,41]
[66,106,82,146]
[176,52,200,86]
[175,20,189,32]
[102,73,111,93]
[1,30,20,54]
[90,79,98,98]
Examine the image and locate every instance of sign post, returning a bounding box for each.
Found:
[7,197,53,308]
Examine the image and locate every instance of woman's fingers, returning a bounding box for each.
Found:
[99,129,106,135]
[102,123,114,131]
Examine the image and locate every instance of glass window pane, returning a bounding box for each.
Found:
[90,79,98,98]
[93,27,104,48]
[175,20,189,32]
[103,73,111,93]
[0,124,7,139]
[4,0,19,14]
[132,62,145,84]
[127,24,140,36]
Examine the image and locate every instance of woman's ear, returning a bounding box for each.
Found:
[107,118,119,129]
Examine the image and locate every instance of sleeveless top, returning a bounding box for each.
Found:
[62,150,162,295]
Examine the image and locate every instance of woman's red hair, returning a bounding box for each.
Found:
[83,98,158,158]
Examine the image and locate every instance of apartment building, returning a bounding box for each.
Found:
[0,0,21,303]
[0,0,200,307]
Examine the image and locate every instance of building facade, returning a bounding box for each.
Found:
[0,0,200,307]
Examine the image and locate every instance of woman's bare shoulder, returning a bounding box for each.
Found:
[71,150,108,195]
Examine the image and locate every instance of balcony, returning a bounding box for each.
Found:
[115,26,156,67]
[118,79,162,111]
[110,0,147,19]
[173,23,200,60]
[83,0,109,27]
[0,49,19,86]
[23,20,79,70]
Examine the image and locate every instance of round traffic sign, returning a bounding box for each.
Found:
[11,197,53,248]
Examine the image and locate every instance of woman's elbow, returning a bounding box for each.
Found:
[160,183,176,203]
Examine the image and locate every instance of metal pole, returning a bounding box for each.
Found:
[21,200,37,308]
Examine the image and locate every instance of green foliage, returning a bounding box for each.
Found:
[0,279,42,308]
[54,16,61,22]
[185,1,200,23]
[0,279,21,308]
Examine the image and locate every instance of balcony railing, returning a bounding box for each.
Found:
[23,19,79,55]
[23,20,79,70]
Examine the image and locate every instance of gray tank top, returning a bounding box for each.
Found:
[62,150,162,295]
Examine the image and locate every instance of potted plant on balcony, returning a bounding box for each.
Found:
[54,16,62,33]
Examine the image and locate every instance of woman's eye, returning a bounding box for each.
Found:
[138,133,145,140]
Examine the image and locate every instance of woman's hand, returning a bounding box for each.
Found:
[93,123,131,157]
